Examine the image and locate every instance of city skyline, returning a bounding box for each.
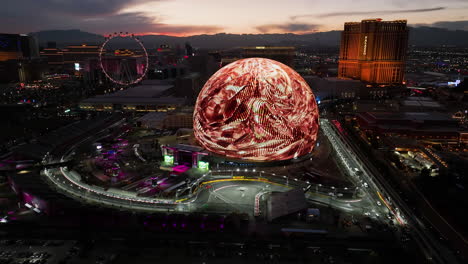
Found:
[1,2,468,263]
[1,0,468,36]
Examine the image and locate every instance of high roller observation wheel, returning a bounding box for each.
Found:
[99,32,149,86]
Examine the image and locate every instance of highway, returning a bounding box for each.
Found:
[320,120,395,224]
[320,118,459,264]
[189,180,287,216]
[43,167,178,211]
[36,112,369,219]
[37,115,458,263]
[40,119,179,213]
[40,121,384,218]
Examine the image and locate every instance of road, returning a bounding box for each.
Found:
[320,120,394,224]
[40,119,179,213]
[321,118,459,264]
[188,180,287,215]
[37,115,459,264]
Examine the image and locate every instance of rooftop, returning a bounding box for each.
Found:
[307,76,362,83]
[138,112,167,122]
[366,111,453,122]
[164,144,205,153]
[82,96,185,105]
[97,84,173,98]
[81,83,186,105]
[242,46,295,50]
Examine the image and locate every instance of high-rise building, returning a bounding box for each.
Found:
[0,33,39,61]
[0,33,42,83]
[62,44,100,65]
[39,44,101,73]
[338,19,408,85]
[242,46,295,67]
[19,34,39,59]
[40,47,64,72]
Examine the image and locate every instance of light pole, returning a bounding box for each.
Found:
[329,193,335,205]
[353,186,359,198]
[316,183,322,194]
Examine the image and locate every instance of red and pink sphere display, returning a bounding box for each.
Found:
[193,58,319,161]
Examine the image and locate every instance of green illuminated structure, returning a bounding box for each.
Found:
[198,160,209,170]
[164,155,174,164]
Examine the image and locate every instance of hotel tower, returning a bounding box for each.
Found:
[338,19,408,85]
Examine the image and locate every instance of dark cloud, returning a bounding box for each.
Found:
[1,0,148,17]
[81,12,222,35]
[79,12,163,34]
[47,0,149,16]
[413,20,468,31]
[147,24,223,34]
[291,7,445,20]
[255,23,320,34]
[0,0,222,35]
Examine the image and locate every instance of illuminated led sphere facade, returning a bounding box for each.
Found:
[194,58,319,161]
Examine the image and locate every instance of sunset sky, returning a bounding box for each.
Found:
[1,0,468,36]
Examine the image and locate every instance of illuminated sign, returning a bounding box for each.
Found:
[193,58,319,161]
[164,155,174,164]
[114,49,134,56]
[74,63,80,71]
[198,161,209,170]
[363,36,368,56]
[448,80,461,87]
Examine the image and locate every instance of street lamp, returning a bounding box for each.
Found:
[353,187,360,198]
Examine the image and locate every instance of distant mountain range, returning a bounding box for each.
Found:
[29,27,468,49]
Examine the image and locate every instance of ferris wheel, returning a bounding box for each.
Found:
[99,32,149,86]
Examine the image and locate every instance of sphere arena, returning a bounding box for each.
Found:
[194,58,319,161]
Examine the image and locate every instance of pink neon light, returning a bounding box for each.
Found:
[172,165,190,173]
